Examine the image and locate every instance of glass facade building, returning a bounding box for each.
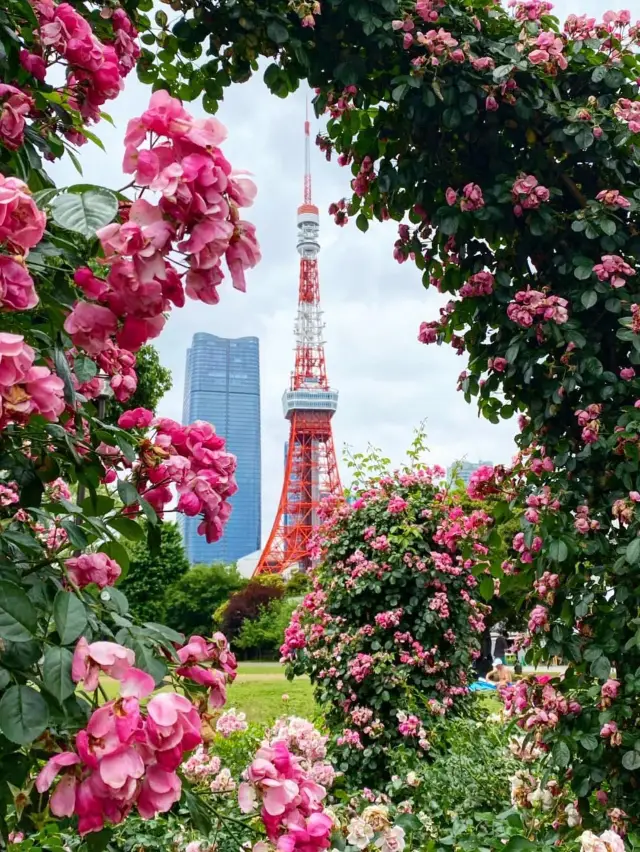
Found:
[182,333,261,565]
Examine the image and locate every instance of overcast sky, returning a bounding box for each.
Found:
[50,0,608,540]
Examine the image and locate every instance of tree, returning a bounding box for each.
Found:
[285,571,313,598]
[222,581,284,639]
[164,563,247,637]
[120,522,190,624]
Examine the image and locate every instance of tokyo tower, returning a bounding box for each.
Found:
[254,111,342,576]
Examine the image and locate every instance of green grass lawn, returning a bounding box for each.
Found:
[103,661,505,725]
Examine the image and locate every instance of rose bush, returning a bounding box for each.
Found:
[281,444,496,784]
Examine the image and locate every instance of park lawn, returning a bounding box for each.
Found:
[100,661,318,725]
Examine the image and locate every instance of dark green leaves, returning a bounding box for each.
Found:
[548,540,568,563]
[552,740,571,768]
[117,479,140,506]
[108,517,144,541]
[590,655,612,680]
[43,646,75,702]
[581,291,597,309]
[0,686,49,744]
[53,591,87,645]
[0,583,37,643]
[50,189,118,238]
[266,20,289,44]
[626,537,640,564]
[622,750,640,771]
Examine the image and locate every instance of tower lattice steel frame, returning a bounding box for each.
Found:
[254,112,342,576]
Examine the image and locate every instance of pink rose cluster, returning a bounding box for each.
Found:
[460,271,494,299]
[574,504,600,534]
[267,716,335,787]
[466,464,498,500]
[512,531,542,565]
[511,174,550,215]
[176,633,238,708]
[593,254,635,289]
[0,333,65,429]
[528,30,568,70]
[580,831,625,852]
[576,403,602,445]
[238,740,333,852]
[65,552,121,589]
[215,708,248,737]
[510,0,553,22]
[36,641,201,834]
[374,608,403,629]
[0,174,47,311]
[31,0,138,128]
[182,745,221,783]
[506,289,568,328]
[0,84,34,151]
[502,676,581,736]
[596,189,630,209]
[64,90,259,358]
[614,98,640,134]
[446,183,484,212]
[116,414,237,543]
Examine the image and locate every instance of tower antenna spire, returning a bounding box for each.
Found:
[254,107,341,576]
[304,97,312,205]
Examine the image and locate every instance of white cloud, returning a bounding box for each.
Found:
[48,0,608,540]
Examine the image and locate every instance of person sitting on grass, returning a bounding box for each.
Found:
[487,658,513,685]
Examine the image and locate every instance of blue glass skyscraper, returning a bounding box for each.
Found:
[182,332,261,565]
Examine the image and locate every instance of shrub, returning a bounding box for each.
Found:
[222,581,284,639]
[282,456,495,783]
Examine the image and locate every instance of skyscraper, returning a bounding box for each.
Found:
[182,332,261,565]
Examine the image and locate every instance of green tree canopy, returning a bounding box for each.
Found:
[164,563,247,637]
[120,522,190,625]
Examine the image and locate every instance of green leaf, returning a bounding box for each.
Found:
[53,591,87,645]
[60,517,89,550]
[504,837,536,852]
[108,517,144,541]
[552,741,571,768]
[42,646,75,702]
[590,655,612,681]
[591,66,607,83]
[392,83,407,102]
[0,686,49,744]
[395,813,423,832]
[626,537,640,564]
[439,212,459,235]
[50,189,118,238]
[356,214,369,233]
[574,265,593,280]
[479,575,494,601]
[85,829,113,852]
[622,750,640,771]
[53,348,76,404]
[0,583,37,643]
[581,291,597,309]
[600,219,616,236]
[142,622,184,644]
[117,479,140,506]
[443,107,461,129]
[74,356,97,383]
[580,734,598,751]
[548,539,568,562]
[115,434,136,464]
[267,20,289,44]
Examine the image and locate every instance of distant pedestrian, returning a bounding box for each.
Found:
[493,629,509,661]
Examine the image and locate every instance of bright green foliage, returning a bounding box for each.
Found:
[235,598,297,656]
[164,563,246,637]
[120,522,190,624]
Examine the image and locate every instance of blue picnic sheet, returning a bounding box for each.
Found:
[470,679,498,692]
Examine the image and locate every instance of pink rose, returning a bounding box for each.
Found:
[0,257,38,310]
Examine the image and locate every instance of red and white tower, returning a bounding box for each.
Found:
[254,113,342,576]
